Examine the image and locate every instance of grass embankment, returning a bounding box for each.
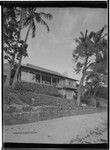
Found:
[3,81,107,125]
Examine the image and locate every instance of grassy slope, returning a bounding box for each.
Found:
[3,85,107,126]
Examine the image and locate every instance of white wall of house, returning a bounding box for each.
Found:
[20,69,60,86]
[59,78,77,89]
[58,89,75,99]
[65,90,75,99]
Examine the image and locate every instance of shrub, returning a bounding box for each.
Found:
[96,86,108,99]
[14,81,59,97]
[14,81,36,92]
[81,95,97,107]
[81,96,90,104]
[3,86,17,94]
[22,106,32,112]
[3,90,24,105]
[73,94,77,100]
[4,105,16,113]
[3,104,9,113]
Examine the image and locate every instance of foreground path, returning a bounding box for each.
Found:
[3,112,107,144]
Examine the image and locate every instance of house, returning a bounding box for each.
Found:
[3,63,78,99]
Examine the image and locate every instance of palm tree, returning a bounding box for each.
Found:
[12,7,52,86]
[77,26,107,106]
[3,7,19,86]
[84,26,108,101]
[73,30,95,106]
[90,25,107,74]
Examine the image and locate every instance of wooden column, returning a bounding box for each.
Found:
[40,74,42,83]
[27,72,30,82]
[51,77,53,85]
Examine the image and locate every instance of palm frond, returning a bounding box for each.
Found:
[101,33,108,39]
[89,32,95,39]
[39,12,53,20]
[87,62,96,70]
[23,16,31,27]
[35,15,50,32]
[96,25,107,36]
[80,32,84,38]
[79,37,84,42]
[40,19,50,32]
[85,30,88,39]
[31,20,36,38]
[75,38,81,44]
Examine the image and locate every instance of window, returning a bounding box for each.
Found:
[65,79,69,86]
[42,75,51,85]
[36,74,40,83]
[52,77,58,86]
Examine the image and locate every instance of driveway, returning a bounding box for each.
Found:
[3,111,107,144]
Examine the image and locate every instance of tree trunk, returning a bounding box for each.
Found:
[77,56,88,106]
[4,53,15,86]
[12,22,31,87]
[4,63,12,86]
[77,71,86,106]
[93,84,99,97]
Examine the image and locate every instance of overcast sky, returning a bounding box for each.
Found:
[21,7,107,80]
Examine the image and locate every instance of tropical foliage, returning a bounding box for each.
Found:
[73,26,108,106]
[3,7,28,86]
[3,7,52,86]
[12,7,52,86]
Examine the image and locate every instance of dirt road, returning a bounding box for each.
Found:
[3,111,107,144]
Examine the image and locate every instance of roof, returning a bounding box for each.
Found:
[21,63,78,81]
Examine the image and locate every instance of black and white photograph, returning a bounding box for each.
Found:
[3,1,108,146]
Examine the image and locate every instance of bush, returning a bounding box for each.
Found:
[3,87,24,105]
[81,95,97,107]
[14,81,60,97]
[22,106,32,112]
[14,81,36,92]
[3,86,17,94]
[96,86,108,99]
[3,104,9,113]
[81,95,90,104]
[4,105,16,113]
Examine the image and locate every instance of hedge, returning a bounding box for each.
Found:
[3,86,24,105]
[14,81,61,97]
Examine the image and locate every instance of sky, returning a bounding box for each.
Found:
[21,7,107,80]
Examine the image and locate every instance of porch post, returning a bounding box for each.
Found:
[51,77,53,85]
[27,72,29,82]
[40,74,42,83]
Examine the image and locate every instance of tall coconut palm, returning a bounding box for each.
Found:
[12,7,52,86]
[84,26,108,101]
[89,25,107,73]
[73,30,95,106]
[73,26,107,106]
